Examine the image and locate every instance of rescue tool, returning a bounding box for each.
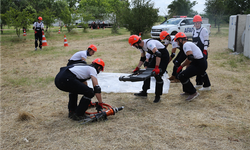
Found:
[80,102,124,125]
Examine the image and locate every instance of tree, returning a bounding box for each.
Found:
[167,0,197,17]
[79,0,110,21]
[53,0,69,30]
[204,0,225,32]
[223,0,250,23]
[225,0,250,15]
[60,6,78,32]
[38,7,56,32]
[5,7,34,37]
[122,0,158,35]
[107,0,129,34]
[0,0,17,33]
[78,9,95,32]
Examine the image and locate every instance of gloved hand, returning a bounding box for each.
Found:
[133,67,140,73]
[177,66,183,73]
[35,31,37,34]
[203,50,207,55]
[96,102,103,112]
[152,65,160,75]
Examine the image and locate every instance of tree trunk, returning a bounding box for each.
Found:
[1,24,3,34]
[16,28,20,37]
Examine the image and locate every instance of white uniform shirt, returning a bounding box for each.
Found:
[193,27,209,50]
[69,66,97,79]
[183,42,203,59]
[33,22,44,30]
[139,39,165,53]
[70,50,88,61]
[163,36,179,49]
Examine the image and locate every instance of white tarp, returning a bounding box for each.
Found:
[87,72,170,93]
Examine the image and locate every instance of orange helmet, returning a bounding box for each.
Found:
[128,35,140,46]
[160,31,170,40]
[38,17,42,21]
[92,58,105,71]
[174,32,187,41]
[193,15,202,22]
[88,44,97,52]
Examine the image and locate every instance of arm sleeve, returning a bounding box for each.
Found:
[183,43,192,55]
[81,51,88,60]
[202,28,209,50]
[146,41,156,51]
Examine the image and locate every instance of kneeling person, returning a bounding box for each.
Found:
[55,58,105,120]
[174,32,210,101]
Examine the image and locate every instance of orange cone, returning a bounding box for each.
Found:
[64,35,69,47]
[42,32,48,46]
[23,29,27,36]
[58,28,61,34]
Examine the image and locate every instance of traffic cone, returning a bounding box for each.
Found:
[58,28,61,34]
[23,29,27,36]
[42,32,48,46]
[64,35,69,47]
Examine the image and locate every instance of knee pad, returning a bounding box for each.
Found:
[201,72,207,77]
[177,73,189,84]
[174,60,181,67]
[155,75,163,84]
[85,90,95,99]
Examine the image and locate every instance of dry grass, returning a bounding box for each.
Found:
[1,27,250,150]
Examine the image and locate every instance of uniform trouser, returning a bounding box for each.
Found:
[67,60,87,66]
[195,53,211,87]
[142,51,169,96]
[172,50,187,77]
[178,58,210,94]
[54,67,95,116]
[35,32,42,48]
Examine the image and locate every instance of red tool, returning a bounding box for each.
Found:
[81,102,124,124]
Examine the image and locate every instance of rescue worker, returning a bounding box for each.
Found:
[128,35,169,103]
[54,58,105,121]
[192,15,211,91]
[174,32,210,101]
[160,31,187,83]
[67,44,97,66]
[33,17,44,51]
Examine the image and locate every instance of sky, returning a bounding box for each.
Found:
[151,0,206,16]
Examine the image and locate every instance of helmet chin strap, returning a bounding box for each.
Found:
[87,50,91,56]
[90,64,100,74]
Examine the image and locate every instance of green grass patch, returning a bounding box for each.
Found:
[3,76,55,87]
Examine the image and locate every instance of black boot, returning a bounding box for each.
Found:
[134,91,147,97]
[153,96,161,103]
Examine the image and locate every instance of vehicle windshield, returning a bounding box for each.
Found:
[161,18,182,25]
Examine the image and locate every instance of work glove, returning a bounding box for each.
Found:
[96,102,103,112]
[152,65,160,75]
[35,31,37,34]
[203,50,207,55]
[133,67,140,73]
[176,66,183,74]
